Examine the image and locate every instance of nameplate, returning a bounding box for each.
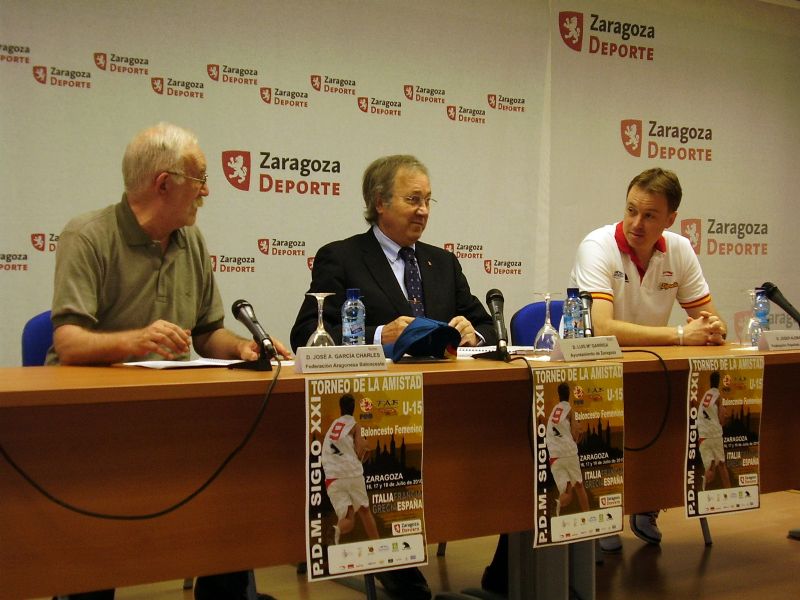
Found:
[550,336,622,362]
[294,345,388,373]
[757,330,800,351]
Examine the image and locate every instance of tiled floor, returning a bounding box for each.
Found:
[42,490,800,599]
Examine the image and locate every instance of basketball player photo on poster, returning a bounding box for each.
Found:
[532,363,624,547]
[684,356,764,518]
[305,372,427,582]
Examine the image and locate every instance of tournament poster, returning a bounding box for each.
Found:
[305,372,427,581]
[532,363,625,547]
[685,356,764,518]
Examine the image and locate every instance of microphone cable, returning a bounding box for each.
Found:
[621,348,671,452]
[0,360,282,520]
[506,355,537,460]
[507,349,671,456]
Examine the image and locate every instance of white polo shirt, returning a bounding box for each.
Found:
[570,222,711,326]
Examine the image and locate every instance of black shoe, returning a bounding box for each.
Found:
[256,595,277,600]
[375,567,431,600]
[481,565,508,595]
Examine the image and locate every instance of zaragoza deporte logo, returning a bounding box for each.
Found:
[559,12,584,51]
[621,119,642,157]
[222,151,251,191]
[681,219,702,254]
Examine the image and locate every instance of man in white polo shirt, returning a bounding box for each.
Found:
[570,167,727,552]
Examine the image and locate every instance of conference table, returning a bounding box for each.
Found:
[1,346,799,599]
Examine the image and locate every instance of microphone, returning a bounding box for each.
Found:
[486,288,509,358]
[231,299,277,358]
[579,291,594,337]
[761,282,800,326]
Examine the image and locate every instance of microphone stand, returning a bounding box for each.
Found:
[472,341,509,361]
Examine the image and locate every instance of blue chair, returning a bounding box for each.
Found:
[509,300,564,346]
[21,310,53,366]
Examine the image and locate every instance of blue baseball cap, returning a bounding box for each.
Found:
[383,317,460,362]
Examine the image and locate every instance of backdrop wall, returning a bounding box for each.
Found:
[1,0,798,365]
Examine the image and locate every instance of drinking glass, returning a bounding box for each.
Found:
[534,292,560,353]
[306,292,335,347]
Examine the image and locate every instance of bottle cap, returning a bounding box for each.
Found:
[567,287,579,297]
[346,288,360,300]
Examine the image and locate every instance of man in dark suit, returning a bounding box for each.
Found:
[291,154,495,599]
[291,154,494,351]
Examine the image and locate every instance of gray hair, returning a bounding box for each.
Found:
[362,154,429,224]
[122,122,199,193]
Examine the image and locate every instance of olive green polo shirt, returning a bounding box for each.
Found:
[47,196,224,364]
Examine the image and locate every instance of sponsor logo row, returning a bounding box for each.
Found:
[10,237,526,276]
[27,65,523,121]
[13,218,767,278]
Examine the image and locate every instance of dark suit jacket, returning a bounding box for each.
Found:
[290,229,496,351]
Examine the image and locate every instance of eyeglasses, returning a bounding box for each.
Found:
[167,171,208,186]
[398,195,436,209]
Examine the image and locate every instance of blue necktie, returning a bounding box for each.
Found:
[399,247,425,317]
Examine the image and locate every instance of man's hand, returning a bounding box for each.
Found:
[235,339,261,361]
[131,319,191,358]
[449,315,479,347]
[235,337,294,361]
[684,311,727,346]
[380,316,415,344]
[231,338,294,360]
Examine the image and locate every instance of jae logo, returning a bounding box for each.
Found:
[446,106,456,120]
[681,219,702,254]
[310,74,321,91]
[260,87,272,103]
[559,11,584,51]
[222,150,251,191]
[257,239,270,255]
[621,119,642,157]
[307,256,315,270]
[151,77,164,94]
[487,94,497,109]
[444,243,454,253]
[484,259,492,274]
[210,255,218,272]
[94,53,107,70]
[207,64,219,81]
[357,97,368,112]
[404,85,414,100]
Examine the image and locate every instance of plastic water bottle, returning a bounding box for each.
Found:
[562,287,583,339]
[342,288,366,345]
[750,287,770,346]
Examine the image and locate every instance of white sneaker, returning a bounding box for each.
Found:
[630,512,662,545]
[598,534,622,553]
